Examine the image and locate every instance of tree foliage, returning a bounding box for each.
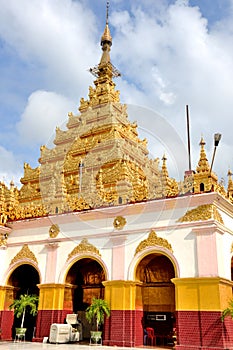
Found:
[221,298,233,321]
[86,297,110,331]
[9,294,39,328]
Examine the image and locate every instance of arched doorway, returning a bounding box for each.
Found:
[136,253,175,347]
[7,264,40,341]
[65,257,106,339]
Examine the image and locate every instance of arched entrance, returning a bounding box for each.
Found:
[7,264,40,341]
[65,257,106,339]
[136,252,176,347]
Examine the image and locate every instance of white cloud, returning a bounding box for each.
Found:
[110,1,233,180]
[16,90,76,147]
[0,0,99,98]
[0,146,23,186]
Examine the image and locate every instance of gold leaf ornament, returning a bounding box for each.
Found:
[113,216,126,230]
[49,224,60,238]
[135,230,173,255]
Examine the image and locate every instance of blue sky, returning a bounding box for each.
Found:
[0,0,233,187]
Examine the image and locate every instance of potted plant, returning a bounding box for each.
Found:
[85,297,110,344]
[221,298,233,321]
[9,293,39,339]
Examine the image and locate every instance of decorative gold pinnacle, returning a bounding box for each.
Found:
[10,244,38,265]
[135,230,173,255]
[193,137,218,193]
[67,239,101,261]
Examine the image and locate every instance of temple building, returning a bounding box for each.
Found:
[0,5,233,350]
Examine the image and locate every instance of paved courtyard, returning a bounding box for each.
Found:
[0,342,171,350]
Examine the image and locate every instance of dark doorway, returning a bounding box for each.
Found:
[65,258,105,339]
[8,264,40,341]
[136,253,176,347]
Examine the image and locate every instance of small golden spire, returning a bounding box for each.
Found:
[101,1,112,47]
[196,137,210,174]
[162,154,169,178]
[83,0,120,111]
[193,136,218,193]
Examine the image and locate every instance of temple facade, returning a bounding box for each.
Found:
[0,6,233,349]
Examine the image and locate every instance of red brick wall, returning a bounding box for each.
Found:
[222,316,233,349]
[0,310,14,340]
[34,309,70,341]
[103,309,144,347]
[176,310,233,349]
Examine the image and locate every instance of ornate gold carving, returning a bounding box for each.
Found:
[96,159,148,204]
[113,216,126,230]
[8,204,48,221]
[0,212,8,225]
[178,204,224,224]
[0,233,8,247]
[193,137,218,193]
[135,230,173,255]
[10,244,38,265]
[67,238,101,261]
[49,224,60,238]
[227,169,233,203]
[21,163,40,182]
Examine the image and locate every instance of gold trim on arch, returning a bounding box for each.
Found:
[135,230,173,255]
[66,238,101,261]
[10,244,38,265]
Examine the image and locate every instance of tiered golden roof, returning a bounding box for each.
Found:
[0,7,231,226]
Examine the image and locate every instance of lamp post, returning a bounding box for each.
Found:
[210,133,222,174]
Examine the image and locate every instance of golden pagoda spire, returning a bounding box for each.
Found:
[80,1,120,111]
[162,154,169,179]
[160,154,178,197]
[193,136,218,193]
[196,137,210,174]
[100,1,112,65]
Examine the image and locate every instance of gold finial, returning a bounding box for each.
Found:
[106,1,110,25]
[101,1,112,46]
[162,153,169,178]
[196,136,210,174]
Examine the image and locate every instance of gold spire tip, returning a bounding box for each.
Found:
[106,1,110,24]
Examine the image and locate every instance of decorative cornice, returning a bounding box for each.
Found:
[10,244,38,265]
[67,238,101,261]
[178,204,224,224]
[135,230,173,255]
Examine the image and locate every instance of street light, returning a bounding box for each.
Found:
[210,133,222,174]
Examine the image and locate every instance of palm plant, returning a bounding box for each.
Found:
[221,298,233,321]
[86,297,110,331]
[9,294,39,328]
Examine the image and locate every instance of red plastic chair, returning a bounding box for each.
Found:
[146,327,156,346]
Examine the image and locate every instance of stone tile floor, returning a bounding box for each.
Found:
[0,341,172,350]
